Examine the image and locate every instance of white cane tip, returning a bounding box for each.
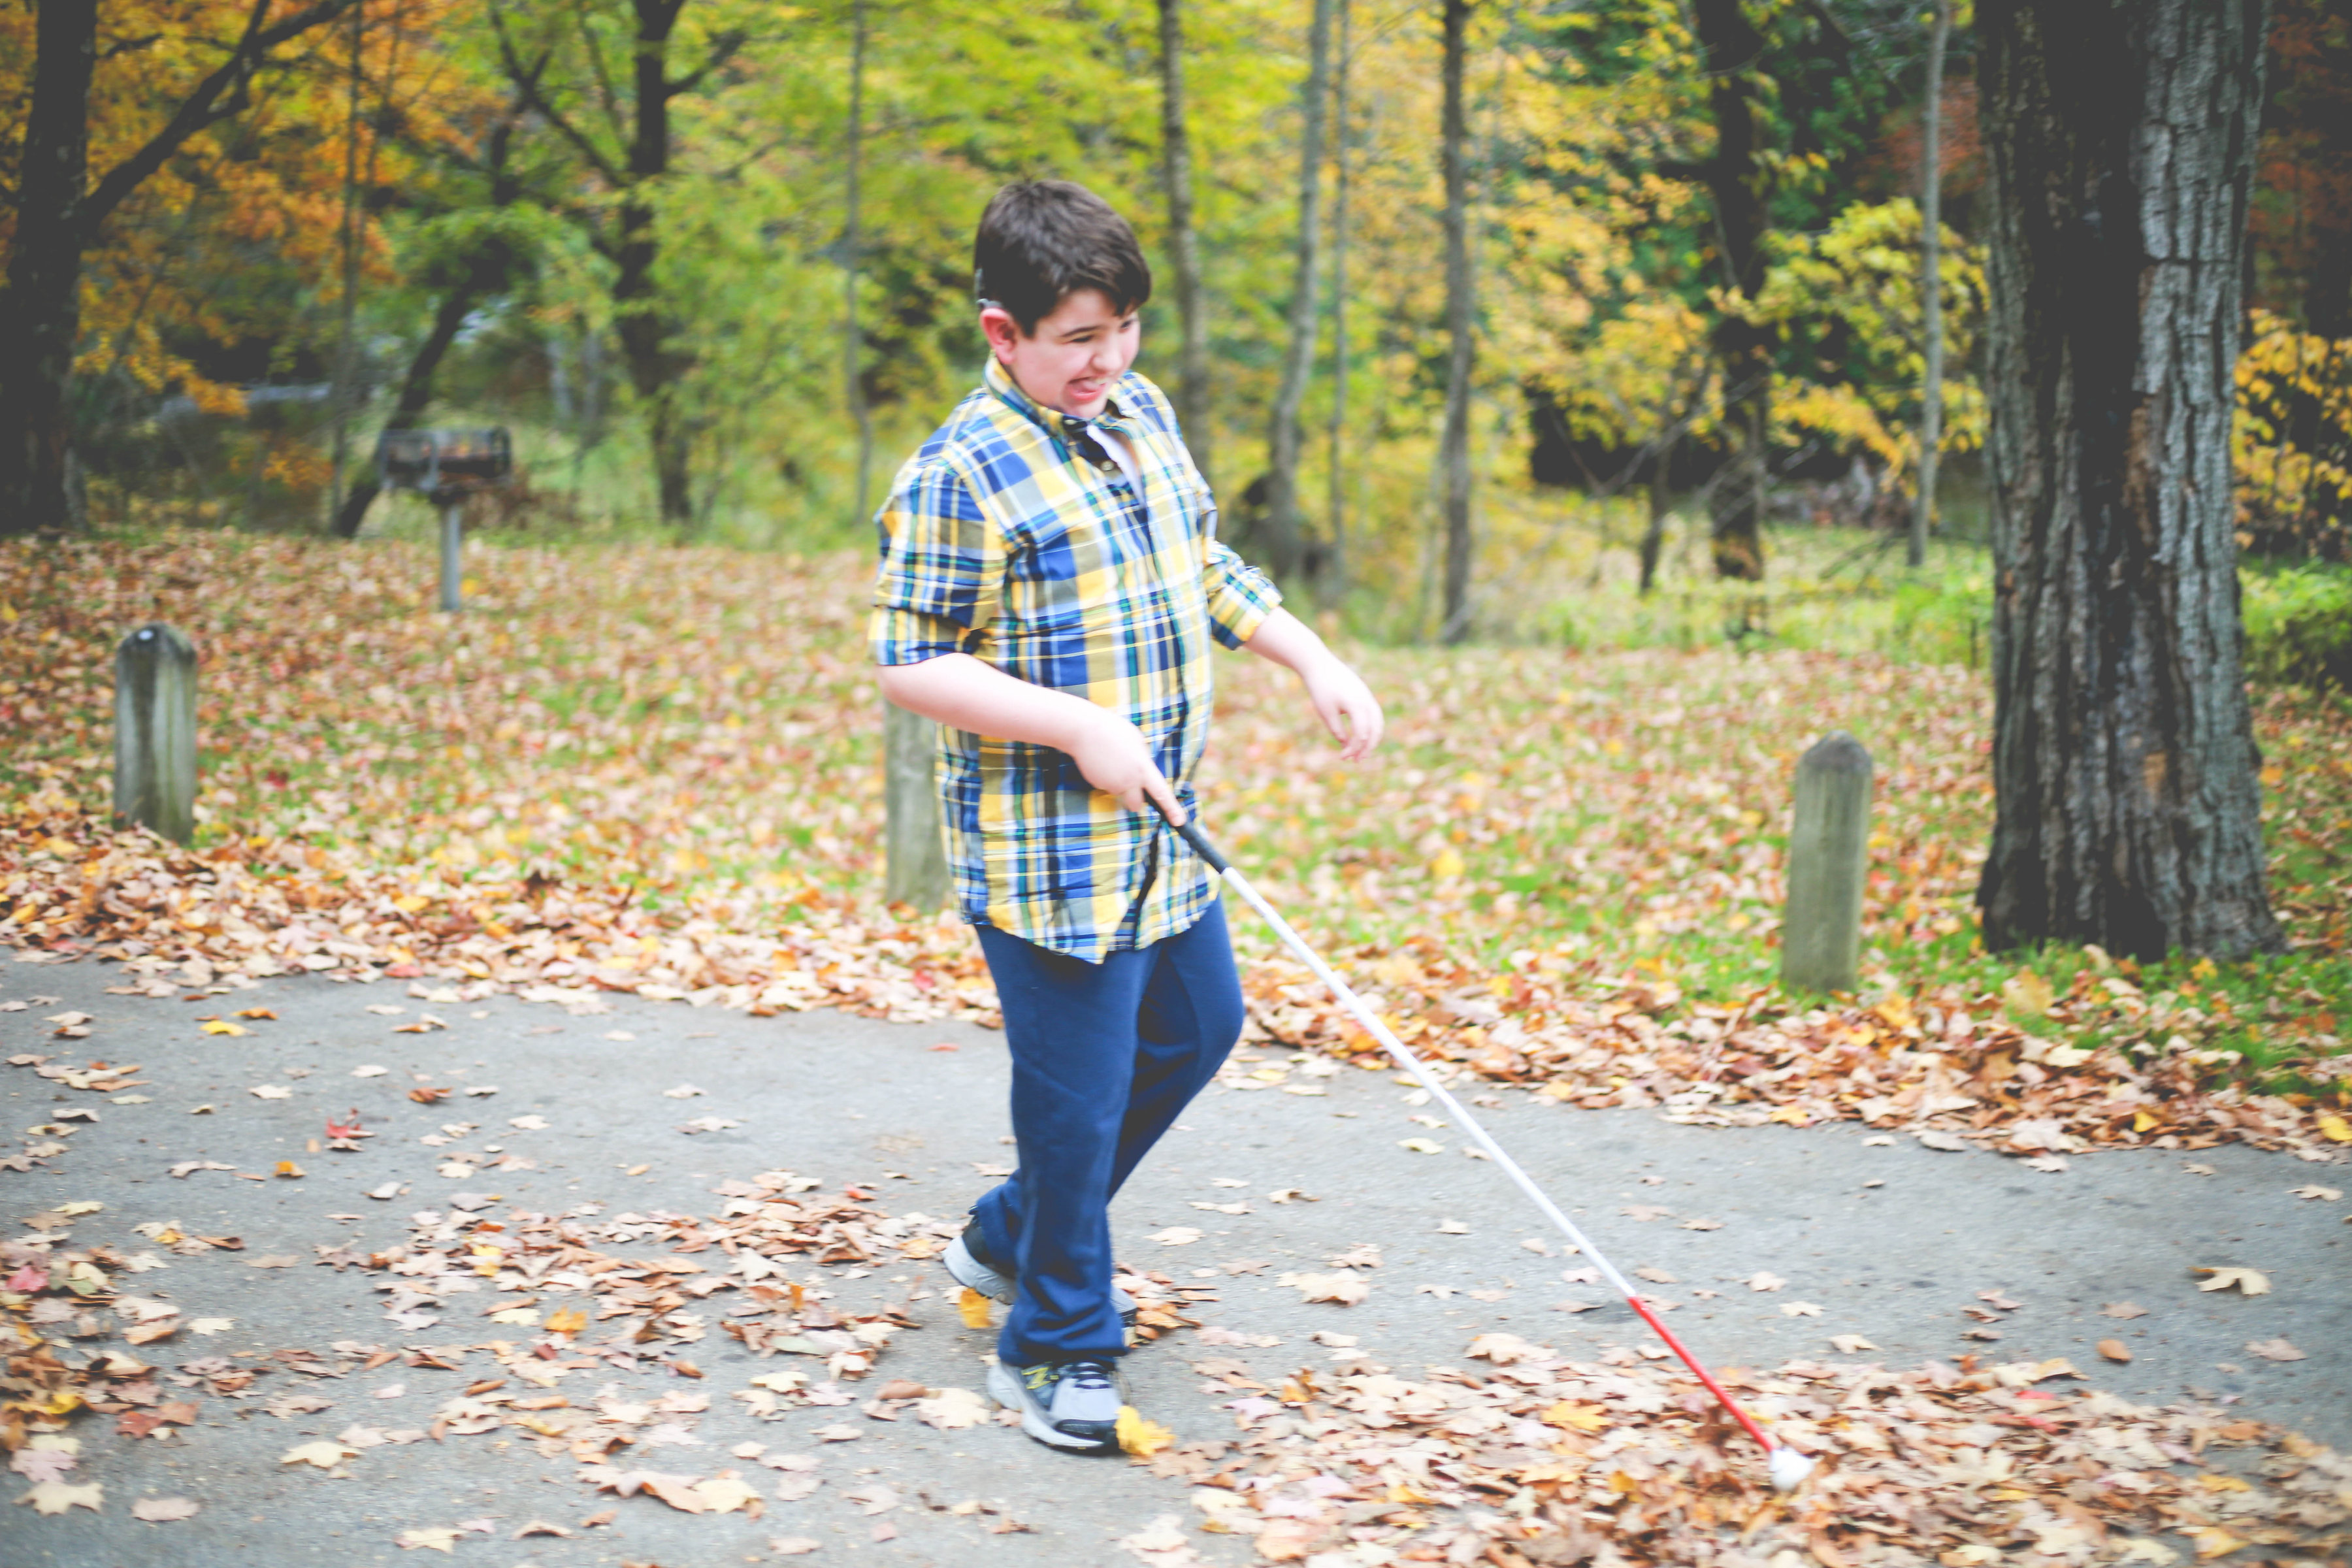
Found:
[1767,1445,1815,1492]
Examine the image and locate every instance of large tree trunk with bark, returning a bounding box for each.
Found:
[1975,0,2282,960]
[615,0,694,529]
[0,0,101,536]
[1435,0,1475,643]
[1687,0,1771,581]
[1156,0,1213,490]
[1262,0,1337,584]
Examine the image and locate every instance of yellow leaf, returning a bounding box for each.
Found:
[955,1287,993,1330]
[18,1480,104,1515]
[200,1020,248,1036]
[1540,1400,1608,1432]
[544,1307,587,1335]
[2316,1112,2352,1143]
[2001,970,2053,1020]
[2133,1109,2161,1133]
[2185,1526,2247,1560]
[488,1307,542,1326]
[397,1527,459,1552]
[1400,1138,1445,1154]
[1429,848,1465,881]
[2192,1266,2271,1296]
[274,1161,304,1179]
[1115,1405,1175,1456]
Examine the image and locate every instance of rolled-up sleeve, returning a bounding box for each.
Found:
[1200,518,1283,651]
[870,460,1000,665]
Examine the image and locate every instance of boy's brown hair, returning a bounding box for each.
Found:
[973,180,1152,335]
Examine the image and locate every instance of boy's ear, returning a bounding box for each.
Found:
[979,304,1024,361]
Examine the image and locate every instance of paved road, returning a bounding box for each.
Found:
[4,953,2345,1566]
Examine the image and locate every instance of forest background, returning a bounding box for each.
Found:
[1,0,2346,649]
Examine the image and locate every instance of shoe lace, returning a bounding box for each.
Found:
[1056,1358,1116,1392]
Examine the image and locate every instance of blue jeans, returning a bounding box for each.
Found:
[969,898,1244,1365]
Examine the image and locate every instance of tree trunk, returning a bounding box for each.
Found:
[1639,433,1673,595]
[1264,0,1337,585]
[1436,0,1475,644]
[844,0,873,528]
[1688,0,1771,582]
[1156,0,1213,489]
[0,0,100,537]
[1975,0,2282,960]
[1911,0,1953,570]
[1324,0,1352,602]
[614,0,694,530]
[332,108,525,539]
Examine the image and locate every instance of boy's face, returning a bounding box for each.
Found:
[980,288,1139,421]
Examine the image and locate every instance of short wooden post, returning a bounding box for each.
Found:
[883,700,949,908]
[438,500,465,613]
[1781,730,1873,992]
[114,624,198,843]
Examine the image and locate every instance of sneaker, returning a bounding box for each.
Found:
[988,1356,1122,1453]
[943,1224,1139,1326]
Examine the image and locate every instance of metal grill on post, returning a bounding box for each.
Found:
[376,428,513,613]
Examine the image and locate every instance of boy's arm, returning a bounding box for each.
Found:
[877,655,1185,824]
[1241,608,1384,762]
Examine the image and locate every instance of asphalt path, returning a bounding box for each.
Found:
[3,952,2345,1566]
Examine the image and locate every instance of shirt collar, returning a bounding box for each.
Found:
[984,357,1135,442]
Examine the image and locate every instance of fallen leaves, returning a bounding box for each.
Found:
[2245,1337,2307,1362]
[1278,1272,1369,1305]
[1399,1137,1445,1154]
[2193,1266,2273,1296]
[1117,1405,1177,1457]
[280,1440,356,1469]
[1828,1333,1879,1354]
[18,1480,103,1515]
[1746,1271,1785,1292]
[2100,1301,2149,1318]
[1149,1227,1203,1247]
[129,1495,200,1522]
[2097,1339,2134,1362]
[2289,1183,2343,1201]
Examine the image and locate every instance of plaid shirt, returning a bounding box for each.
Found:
[869,360,1282,962]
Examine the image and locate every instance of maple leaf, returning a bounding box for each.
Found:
[2192,1266,2272,1295]
[18,1480,103,1515]
[250,1083,291,1099]
[131,1495,200,1522]
[10,1448,77,1484]
[325,1110,365,1139]
[2244,1337,2305,1361]
[1746,1271,1785,1292]
[2100,1301,2149,1318]
[1782,1301,1823,1316]
[1829,1334,1880,1354]
[1116,1405,1176,1456]
[396,1527,459,1552]
[1399,1137,1445,1154]
[916,1387,988,1429]
[2288,1183,2342,1201]
[1148,1227,1203,1247]
[1634,1265,1677,1283]
[281,1441,356,1469]
[1278,1271,1369,1305]
[769,1538,823,1556]
[1466,1332,1546,1364]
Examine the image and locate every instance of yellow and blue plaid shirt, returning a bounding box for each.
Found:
[869,360,1282,962]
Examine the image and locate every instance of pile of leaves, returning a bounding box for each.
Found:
[4,536,2349,1164]
[1,1200,231,1516]
[1233,952,2352,1164]
[1128,1334,2350,1567]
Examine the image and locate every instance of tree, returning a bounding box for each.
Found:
[1155,0,1213,490]
[1435,0,1474,643]
[0,0,360,537]
[1910,0,1954,568]
[1974,0,2282,960]
[1681,0,1771,581]
[491,0,748,530]
[1262,0,1337,585]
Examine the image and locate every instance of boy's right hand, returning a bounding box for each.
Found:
[1066,706,1185,826]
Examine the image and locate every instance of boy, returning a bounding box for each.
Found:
[869,180,1383,1454]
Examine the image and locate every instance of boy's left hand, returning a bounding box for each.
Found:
[1300,654,1384,762]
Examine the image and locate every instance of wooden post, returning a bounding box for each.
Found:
[883,700,949,909]
[114,624,197,843]
[1781,730,1873,992]
[438,500,464,613]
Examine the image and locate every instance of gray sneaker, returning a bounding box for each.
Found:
[988,1356,1123,1453]
[943,1225,1139,1326]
